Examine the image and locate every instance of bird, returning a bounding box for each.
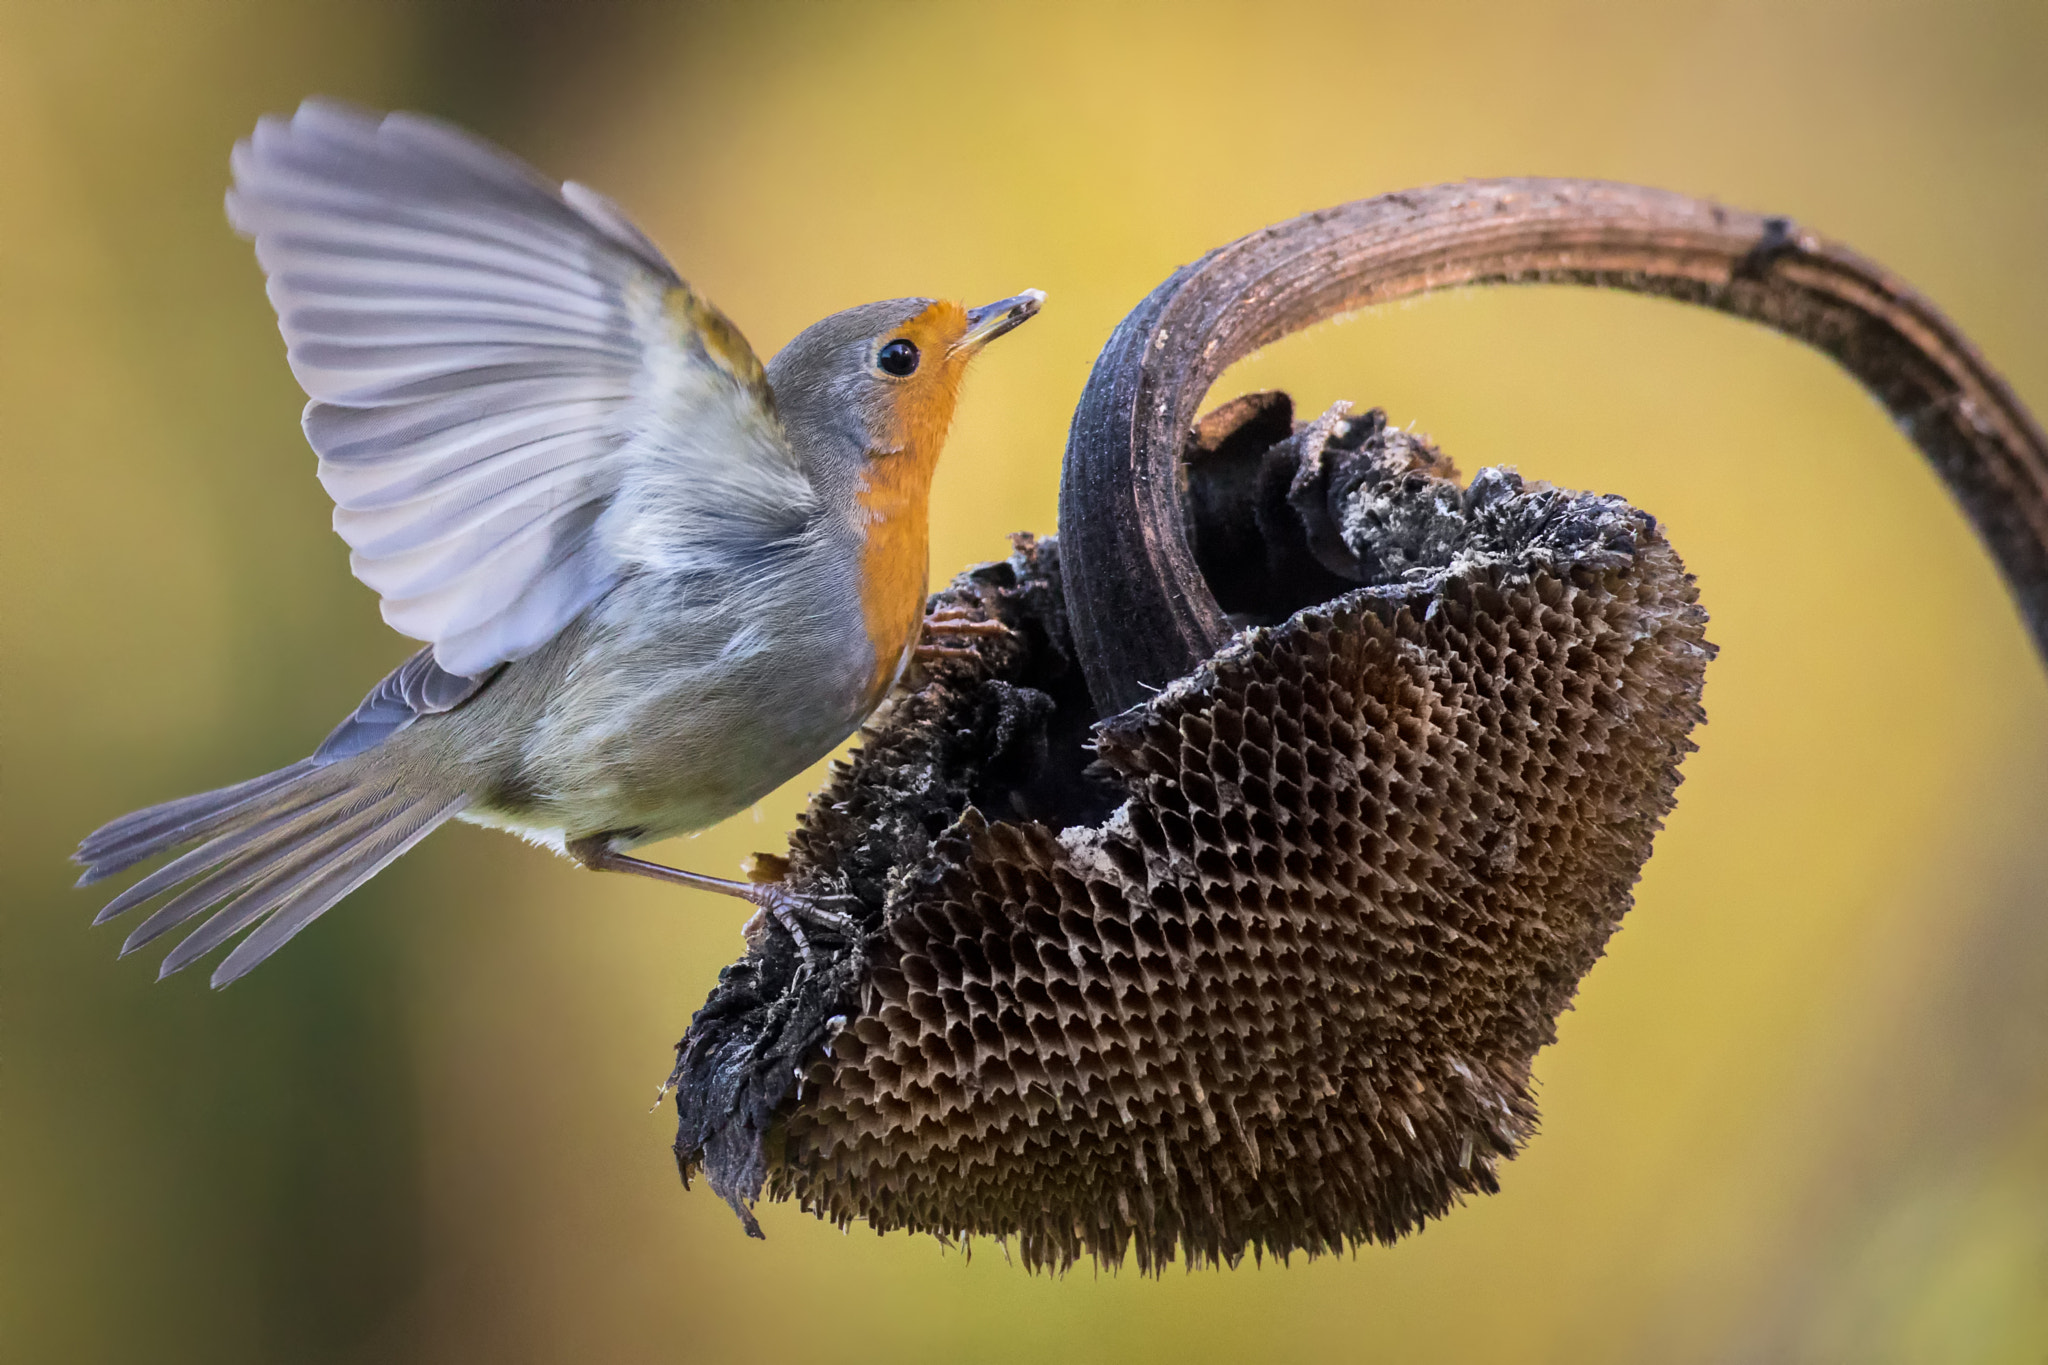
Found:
[71,98,1043,988]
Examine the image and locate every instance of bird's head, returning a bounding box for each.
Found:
[767,289,1044,493]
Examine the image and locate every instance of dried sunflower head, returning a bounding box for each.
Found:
[674,397,1711,1271]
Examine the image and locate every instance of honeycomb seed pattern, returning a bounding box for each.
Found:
[676,438,1712,1272]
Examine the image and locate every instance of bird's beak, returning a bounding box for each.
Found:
[954,289,1045,354]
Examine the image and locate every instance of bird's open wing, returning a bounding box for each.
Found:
[227,98,816,678]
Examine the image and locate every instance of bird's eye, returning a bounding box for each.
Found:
[876,338,920,377]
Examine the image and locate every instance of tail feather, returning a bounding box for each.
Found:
[122,784,403,958]
[92,778,359,926]
[79,757,466,985]
[74,760,326,884]
[210,793,467,988]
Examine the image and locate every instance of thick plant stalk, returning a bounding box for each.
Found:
[1060,178,2048,716]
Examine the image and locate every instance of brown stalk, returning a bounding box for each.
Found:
[1060,178,2048,716]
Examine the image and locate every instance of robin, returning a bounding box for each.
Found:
[72,99,1043,987]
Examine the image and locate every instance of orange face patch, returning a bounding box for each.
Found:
[874,300,971,456]
[853,300,980,701]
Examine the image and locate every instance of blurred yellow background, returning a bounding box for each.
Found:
[5,1,2046,1361]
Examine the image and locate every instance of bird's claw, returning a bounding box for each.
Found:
[744,882,859,980]
[915,607,1012,669]
[924,605,1011,639]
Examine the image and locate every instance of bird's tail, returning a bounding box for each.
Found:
[74,753,467,988]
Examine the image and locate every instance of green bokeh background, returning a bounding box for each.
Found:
[5,2,2046,1361]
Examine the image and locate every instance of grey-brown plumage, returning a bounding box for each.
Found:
[74,99,1041,986]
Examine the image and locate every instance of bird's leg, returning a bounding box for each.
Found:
[564,836,856,965]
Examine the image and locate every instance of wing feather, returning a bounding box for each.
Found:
[330,428,612,529]
[378,500,608,640]
[228,97,814,678]
[318,405,616,499]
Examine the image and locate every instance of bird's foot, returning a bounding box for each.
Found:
[925,603,1010,638]
[741,882,859,974]
[567,837,858,977]
[736,854,859,973]
[915,605,1012,666]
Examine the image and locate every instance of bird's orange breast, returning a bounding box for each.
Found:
[851,300,973,702]
[854,465,933,703]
